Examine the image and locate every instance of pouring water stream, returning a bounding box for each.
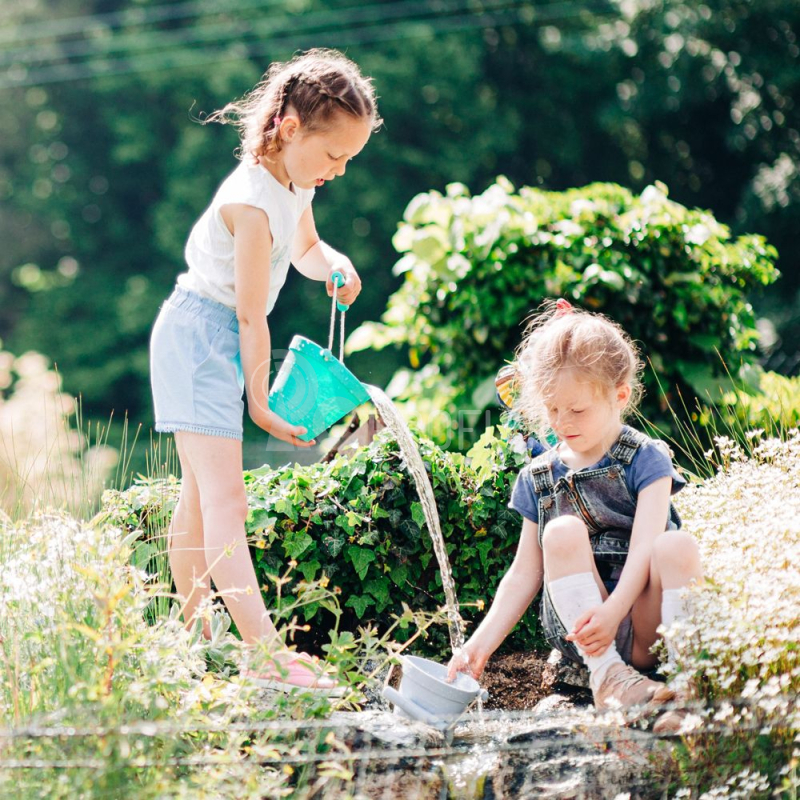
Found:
[364,385,466,653]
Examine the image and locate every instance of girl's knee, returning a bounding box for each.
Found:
[542,515,590,559]
[200,491,248,523]
[652,530,701,575]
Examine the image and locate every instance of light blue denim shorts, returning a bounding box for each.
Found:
[150,286,244,440]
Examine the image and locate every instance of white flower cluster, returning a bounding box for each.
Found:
[673,767,771,798]
[662,431,800,790]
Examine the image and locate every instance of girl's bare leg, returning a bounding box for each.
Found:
[176,431,280,645]
[169,433,211,638]
[541,515,608,596]
[629,530,704,669]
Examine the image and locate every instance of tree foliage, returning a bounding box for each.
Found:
[0,0,797,456]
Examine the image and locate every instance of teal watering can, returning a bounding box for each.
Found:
[268,272,369,442]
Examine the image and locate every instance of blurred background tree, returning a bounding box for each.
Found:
[0,0,797,470]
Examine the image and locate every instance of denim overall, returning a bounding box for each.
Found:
[533,428,681,664]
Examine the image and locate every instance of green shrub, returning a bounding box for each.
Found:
[347,179,779,446]
[103,427,539,658]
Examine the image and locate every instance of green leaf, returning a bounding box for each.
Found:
[466,426,497,484]
[476,540,494,568]
[298,559,321,581]
[365,578,390,605]
[410,502,426,529]
[283,530,313,560]
[347,545,376,580]
[345,594,373,619]
[390,564,409,587]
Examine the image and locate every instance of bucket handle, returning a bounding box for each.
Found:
[328,271,349,361]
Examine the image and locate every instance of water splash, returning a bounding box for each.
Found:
[365,385,465,652]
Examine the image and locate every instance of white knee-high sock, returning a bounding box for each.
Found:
[660,587,689,666]
[548,572,624,690]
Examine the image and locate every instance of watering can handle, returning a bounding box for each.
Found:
[328,271,349,360]
[330,271,349,312]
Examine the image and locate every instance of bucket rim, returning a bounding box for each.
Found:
[401,654,480,701]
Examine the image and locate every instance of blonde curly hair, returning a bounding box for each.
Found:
[513,299,644,437]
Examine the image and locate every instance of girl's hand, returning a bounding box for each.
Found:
[326,261,362,306]
[446,644,488,683]
[565,604,620,657]
[250,407,316,448]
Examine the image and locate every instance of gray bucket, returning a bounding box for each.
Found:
[382,655,488,734]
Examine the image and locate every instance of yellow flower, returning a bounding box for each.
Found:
[320,575,330,589]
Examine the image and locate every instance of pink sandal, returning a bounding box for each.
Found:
[242,651,347,696]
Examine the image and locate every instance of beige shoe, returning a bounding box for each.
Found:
[652,689,691,735]
[593,663,674,711]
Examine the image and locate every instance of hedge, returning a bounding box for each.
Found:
[102,426,539,658]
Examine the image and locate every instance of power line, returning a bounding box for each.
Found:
[0,0,529,68]
[0,0,288,46]
[0,1,615,90]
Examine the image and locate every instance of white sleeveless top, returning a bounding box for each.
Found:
[177,161,315,315]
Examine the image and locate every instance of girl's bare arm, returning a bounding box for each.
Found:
[448,518,543,679]
[226,202,313,446]
[291,205,362,306]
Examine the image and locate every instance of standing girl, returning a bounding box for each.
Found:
[449,300,702,730]
[150,49,380,691]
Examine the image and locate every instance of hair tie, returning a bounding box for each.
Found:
[555,298,574,316]
[273,116,282,128]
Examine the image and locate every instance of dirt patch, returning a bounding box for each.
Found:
[481,650,552,711]
[481,649,593,711]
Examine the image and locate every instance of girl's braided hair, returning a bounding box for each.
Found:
[205,48,381,161]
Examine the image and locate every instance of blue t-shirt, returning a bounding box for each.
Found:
[509,427,686,524]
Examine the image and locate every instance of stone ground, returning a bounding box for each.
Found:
[329,649,678,799]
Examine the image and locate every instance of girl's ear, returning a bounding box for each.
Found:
[280,114,301,141]
[616,382,632,409]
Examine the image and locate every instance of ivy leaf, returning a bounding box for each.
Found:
[345,594,373,619]
[410,502,426,529]
[476,540,494,568]
[299,559,321,581]
[466,427,498,484]
[274,498,298,523]
[390,564,409,587]
[283,530,313,560]
[365,578,390,605]
[347,546,376,580]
